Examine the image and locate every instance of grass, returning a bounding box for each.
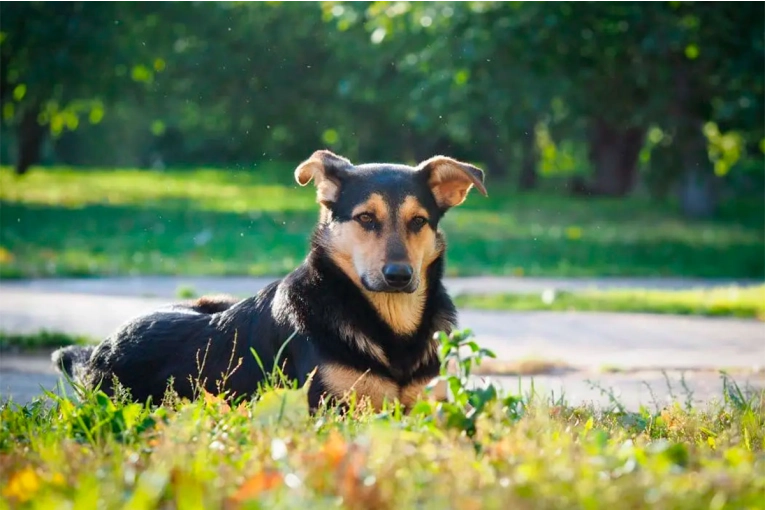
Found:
[1,165,763,279]
[1,329,763,510]
[455,285,765,319]
[0,331,92,351]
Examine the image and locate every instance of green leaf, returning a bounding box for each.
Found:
[131,65,154,84]
[684,44,699,60]
[453,69,470,86]
[151,120,166,136]
[12,84,26,101]
[322,128,339,145]
[88,104,105,124]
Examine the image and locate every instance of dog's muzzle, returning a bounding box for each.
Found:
[362,263,418,293]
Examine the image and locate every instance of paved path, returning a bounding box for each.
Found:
[2,275,760,299]
[3,351,761,412]
[1,277,763,410]
[2,289,763,371]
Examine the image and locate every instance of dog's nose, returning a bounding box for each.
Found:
[382,263,413,288]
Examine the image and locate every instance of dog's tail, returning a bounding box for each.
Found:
[51,345,95,380]
[186,295,240,314]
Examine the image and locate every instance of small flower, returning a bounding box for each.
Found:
[2,466,40,503]
[321,430,348,468]
[229,470,283,502]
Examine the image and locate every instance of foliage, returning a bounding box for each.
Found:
[1,165,763,279]
[1,2,762,210]
[0,2,164,136]
[1,329,764,509]
[346,2,765,173]
[455,285,765,320]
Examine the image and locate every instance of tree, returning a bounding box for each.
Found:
[0,2,162,173]
[359,1,763,209]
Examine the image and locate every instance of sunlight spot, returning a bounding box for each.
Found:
[565,226,583,240]
[284,473,301,488]
[371,27,386,44]
[271,438,288,461]
[542,289,557,305]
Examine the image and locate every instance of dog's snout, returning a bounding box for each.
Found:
[382,263,413,288]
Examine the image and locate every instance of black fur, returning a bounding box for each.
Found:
[53,248,456,409]
[53,157,472,410]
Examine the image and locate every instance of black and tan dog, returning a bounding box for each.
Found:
[53,150,486,411]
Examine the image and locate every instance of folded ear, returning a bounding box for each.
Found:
[417,156,487,209]
[294,150,352,205]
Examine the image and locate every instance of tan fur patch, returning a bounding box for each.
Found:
[188,294,239,313]
[338,323,389,367]
[352,193,388,221]
[363,285,427,335]
[320,364,399,411]
[400,376,449,407]
[399,195,429,223]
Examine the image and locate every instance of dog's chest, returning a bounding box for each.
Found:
[318,327,440,407]
[340,325,438,376]
[318,362,438,411]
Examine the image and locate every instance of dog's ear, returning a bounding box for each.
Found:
[418,156,487,208]
[295,150,352,205]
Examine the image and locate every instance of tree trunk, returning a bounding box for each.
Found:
[673,115,716,218]
[15,103,45,175]
[518,128,538,190]
[671,61,717,218]
[577,118,645,197]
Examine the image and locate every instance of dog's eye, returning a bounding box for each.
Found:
[356,213,375,225]
[410,216,428,229]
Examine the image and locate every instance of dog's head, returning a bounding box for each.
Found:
[295,150,486,294]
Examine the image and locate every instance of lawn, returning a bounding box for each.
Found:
[1,331,763,510]
[455,285,765,320]
[0,331,91,352]
[1,165,763,279]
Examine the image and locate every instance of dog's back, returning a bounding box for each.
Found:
[50,288,291,402]
[53,294,239,379]
[176,295,241,314]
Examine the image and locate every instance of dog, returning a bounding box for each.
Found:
[52,150,487,412]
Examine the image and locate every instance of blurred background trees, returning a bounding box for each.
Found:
[1,1,762,217]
